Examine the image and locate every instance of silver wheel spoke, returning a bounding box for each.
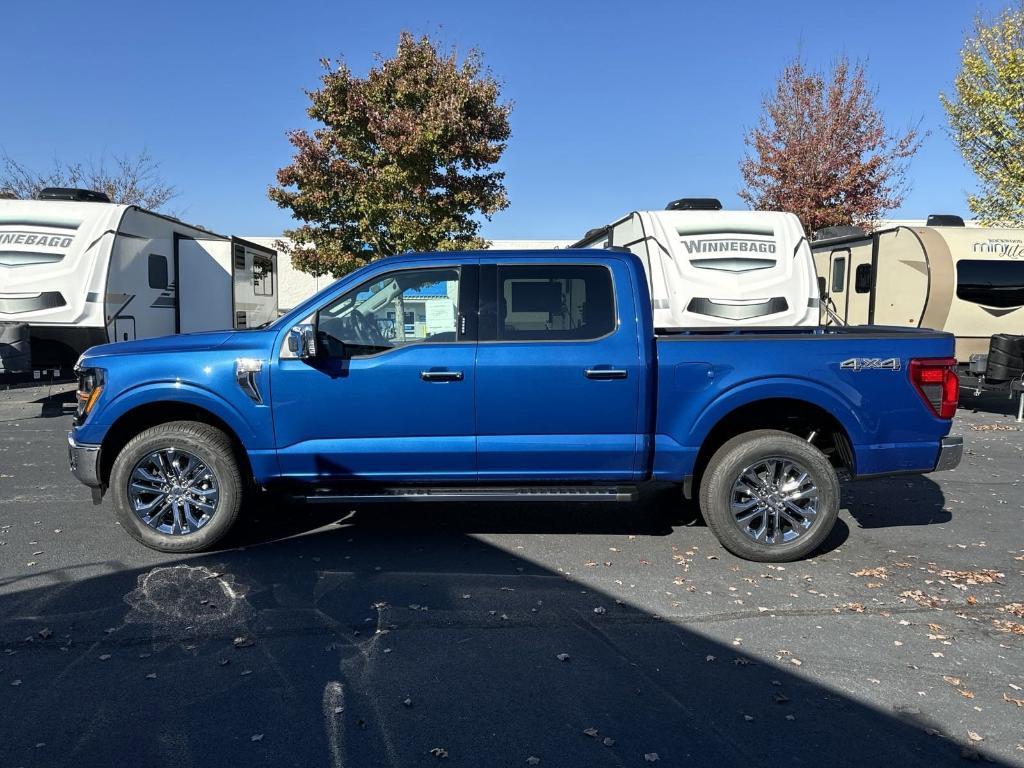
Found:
[785,499,816,521]
[143,498,171,528]
[731,497,759,515]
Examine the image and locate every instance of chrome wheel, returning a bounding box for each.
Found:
[730,456,819,545]
[128,448,219,535]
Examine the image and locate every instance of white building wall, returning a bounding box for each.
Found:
[242,237,573,313]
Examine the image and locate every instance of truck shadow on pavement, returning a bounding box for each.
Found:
[0,499,999,768]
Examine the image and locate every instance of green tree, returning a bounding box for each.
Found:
[269,32,512,277]
[941,6,1024,225]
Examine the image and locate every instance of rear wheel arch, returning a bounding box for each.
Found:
[685,397,855,499]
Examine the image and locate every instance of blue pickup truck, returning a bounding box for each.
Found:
[68,250,962,561]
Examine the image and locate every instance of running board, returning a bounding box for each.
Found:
[302,485,639,504]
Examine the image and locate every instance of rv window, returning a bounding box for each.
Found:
[855,264,872,293]
[233,245,246,271]
[831,257,846,293]
[148,254,168,290]
[956,260,1024,308]
[495,264,615,341]
[253,254,274,296]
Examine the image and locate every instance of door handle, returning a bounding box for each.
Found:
[420,370,464,382]
[584,368,628,380]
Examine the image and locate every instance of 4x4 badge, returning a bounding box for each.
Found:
[840,357,901,371]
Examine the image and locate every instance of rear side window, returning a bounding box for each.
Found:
[831,257,846,293]
[148,254,168,289]
[957,260,1024,308]
[496,265,615,341]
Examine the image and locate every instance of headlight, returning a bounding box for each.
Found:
[75,366,106,422]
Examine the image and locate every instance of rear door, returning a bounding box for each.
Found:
[474,257,642,481]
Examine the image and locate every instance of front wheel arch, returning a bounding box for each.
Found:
[99,401,251,489]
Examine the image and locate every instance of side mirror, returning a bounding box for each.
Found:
[285,324,318,359]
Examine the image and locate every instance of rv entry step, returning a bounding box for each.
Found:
[301,485,640,504]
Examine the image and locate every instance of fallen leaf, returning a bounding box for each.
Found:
[1003,692,1024,708]
[851,567,888,580]
[526,758,541,765]
[145,672,157,680]
[251,734,264,742]
[556,653,570,662]
[583,728,599,738]
[943,676,962,687]
[233,636,255,649]
[37,628,52,639]
[592,607,606,615]
[967,731,983,743]
[602,737,615,746]
[429,747,448,758]
[644,753,660,762]
[99,654,111,661]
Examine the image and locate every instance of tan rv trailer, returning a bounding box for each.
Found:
[811,223,1024,361]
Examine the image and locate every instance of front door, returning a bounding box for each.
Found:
[271,262,478,483]
[474,259,642,481]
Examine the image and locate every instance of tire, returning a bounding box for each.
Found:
[989,334,1024,359]
[699,429,840,562]
[109,420,244,553]
[986,348,1023,369]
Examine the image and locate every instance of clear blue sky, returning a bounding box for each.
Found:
[0,0,1009,239]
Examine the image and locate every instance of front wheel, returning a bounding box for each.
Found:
[109,421,244,553]
[699,429,840,562]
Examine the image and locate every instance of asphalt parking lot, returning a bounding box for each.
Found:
[1,382,1022,768]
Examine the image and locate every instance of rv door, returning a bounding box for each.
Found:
[176,236,233,333]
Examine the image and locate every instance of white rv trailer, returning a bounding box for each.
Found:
[0,195,277,368]
[572,199,819,329]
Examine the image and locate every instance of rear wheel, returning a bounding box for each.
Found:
[109,421,243,553]
[699,429,840,562]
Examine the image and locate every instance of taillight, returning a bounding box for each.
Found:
[909,357,958,419]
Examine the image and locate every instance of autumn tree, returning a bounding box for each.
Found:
[739,57,923,235]
[269,32,512,278]
[941,5,1024,225]
[0,150,178,210]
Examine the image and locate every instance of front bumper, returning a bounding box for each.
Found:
[934,435,963,472]
[67,431,104,502]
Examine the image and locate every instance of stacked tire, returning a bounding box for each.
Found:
[0,323,31,374]
[986,334,1024,382]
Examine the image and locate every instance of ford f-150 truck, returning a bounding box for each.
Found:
[67,250,963,561]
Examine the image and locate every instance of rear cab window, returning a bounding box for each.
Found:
[493,264,615,341]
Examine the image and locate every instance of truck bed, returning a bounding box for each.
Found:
[651,325,956,482]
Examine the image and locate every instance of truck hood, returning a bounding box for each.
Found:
[80,330,237,361]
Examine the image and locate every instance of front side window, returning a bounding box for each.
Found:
[956,260,1024,308]
[317,267,460,356]
[496,265,615,341]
